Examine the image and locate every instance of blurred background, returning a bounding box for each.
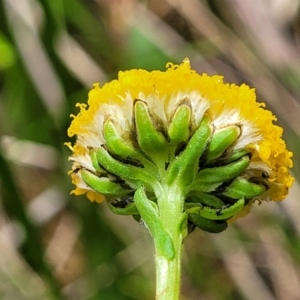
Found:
[0,0,300,299]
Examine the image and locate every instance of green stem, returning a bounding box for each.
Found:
[155,186,185,300]
[155,239,182,299]
[133,184,185,299]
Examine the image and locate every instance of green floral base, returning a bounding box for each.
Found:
[80,99,266,299]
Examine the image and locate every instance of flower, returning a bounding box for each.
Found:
[66,58,294,232]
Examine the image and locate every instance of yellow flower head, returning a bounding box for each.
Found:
[66,59,294,227]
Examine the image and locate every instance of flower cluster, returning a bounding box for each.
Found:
[66,59,294,233]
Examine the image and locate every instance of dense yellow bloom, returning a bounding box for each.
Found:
[67,59,294,210]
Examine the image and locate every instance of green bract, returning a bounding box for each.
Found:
[80,101,266,234]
